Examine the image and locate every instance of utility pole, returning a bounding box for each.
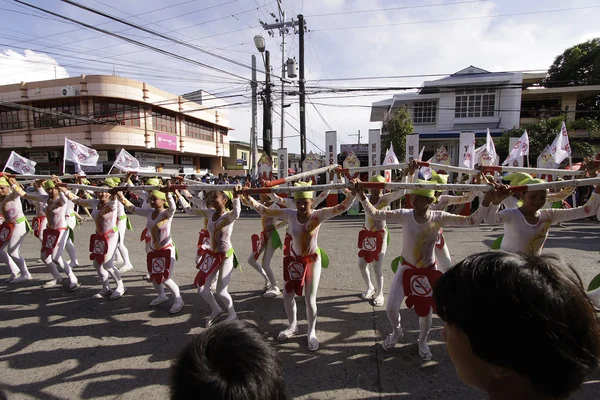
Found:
[251,55,258,178]
[349,129,362,144]
[298,14,306,167]
[262,50,272,157]
[280,10,286,150]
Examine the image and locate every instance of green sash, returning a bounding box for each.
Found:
[270,229,283,250]
[16,216,32,234]
[316,247,329,269]
[490,235,503,250]
[119,214,133,231]
[391,255,403,274]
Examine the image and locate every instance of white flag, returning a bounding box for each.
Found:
[4,151,36,175]
[420,157,433,180]
[503,131,530,165]
[417,146,424,161]
[113,149,140,171]
[462,138,475,168]
[485,129,497,164]
[550,122,571,164]
[382,143,400,166]
[64,138,99,166]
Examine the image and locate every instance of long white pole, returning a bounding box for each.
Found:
[569,156,577,207]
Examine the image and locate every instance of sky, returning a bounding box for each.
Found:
[1,0,599,155]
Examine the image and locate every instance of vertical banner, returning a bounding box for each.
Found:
[343,152,361,214]
[325,131,338,206]
[257,152,273,181]
[302,152,321,184]
[368,129,381,178]
[508,137,524,167]
[277,148,288,179]
[405,134,419,163]
[459,131,475,168]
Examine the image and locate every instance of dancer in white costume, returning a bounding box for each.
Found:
[109,177,134,274]
[116,188,184,314]
[176,188,241,327]
[358,179,497,360]
[11,177,80,291]
[243,182,356,351]
[60,178,126,299]
[0,177,32,283]
[64,193,80,268]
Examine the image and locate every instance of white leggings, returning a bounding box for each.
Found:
[198,256,236,317]
[0,221,30,278]
[357,255,385,296]
[151,246,180,300]
[386,265,432,348]
[65,215,78,265]
[115,218,132,266]
[42,228,78,285]
[93,232,124,292]
[247,235,278,288]
[283,257,322,340]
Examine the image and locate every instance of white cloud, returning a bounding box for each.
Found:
[0,49,69,85]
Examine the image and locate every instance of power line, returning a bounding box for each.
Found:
[306,0,487,18]
[311,5,600,32]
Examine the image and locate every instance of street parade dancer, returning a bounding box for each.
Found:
[243,182,356,351]
[31,180,48,244]
[241,191,284,298]
[64,187,80,269]
[175,187,241,327]
[112,177,134,274]
[357,178,498,360]
[11,177,80,291]
[0,177,32,283]
[116,186,184,314]
[60,178,126,299]
[355,167,414,307]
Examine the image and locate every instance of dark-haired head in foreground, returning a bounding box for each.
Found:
[434,251,600,400]
[170,320,287,400]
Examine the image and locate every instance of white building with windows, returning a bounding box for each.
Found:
[371,66,523,164]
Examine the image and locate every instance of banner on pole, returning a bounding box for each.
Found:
[383,143,400,166]
[276,148,288,179]
[325,131,337,183]
[550,122,571,164]
[113,148,140,172]
[5,151,36,175]
[257,153,273,181]
[64,138,99,166]
[302,152,321,184]
[503,131,529,166]
[459,132,475,169]
[507,137,524,167]
[405,134,419,163]
[368,129,381,178]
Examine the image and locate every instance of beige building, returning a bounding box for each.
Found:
[0,75,232,174]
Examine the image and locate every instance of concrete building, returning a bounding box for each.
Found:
[0,75,231,174]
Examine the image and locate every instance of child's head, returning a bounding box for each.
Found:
[206,191,232,211]
[170,320,287,400]
[434,251,600,399]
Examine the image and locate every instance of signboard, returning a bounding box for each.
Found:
[340,143,368,155]
[182,166,195,173]
[180,156,194,165]
[27,152,49,163]
[135,152,174,165]
[302,152,321,184]
[257,152,273,181]
[80,164,104,173]
[277,148,288,179]
[368,129,381,178]
[459,132,475,168]
[508,137,524,167]
[155,132,178,151]
[405,134,419,163]
[97,150,108,162]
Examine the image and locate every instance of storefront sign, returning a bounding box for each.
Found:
[97,150,109,162]
[156,132,178,151]
[180,156,194,165]
[81,164,104,173]
[135,152,174,165]
[27,152,49,163]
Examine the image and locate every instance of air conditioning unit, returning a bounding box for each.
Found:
[49,151,60,158]
[61,85,76,96]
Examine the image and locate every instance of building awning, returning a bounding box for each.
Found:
[417,129,504,139]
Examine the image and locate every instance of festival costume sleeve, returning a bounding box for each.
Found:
[485,205,513,225]
[439,204,490,227]
[188,196,206,208]
[360,196,404,222]
[547,192,600,223]
[20,191,47,202]
[439,191,477,206]
[128,204,152,217]
[75,198,99,209]
[378,189,405,208]
[268,193,295,208]
[313,187,331,207]
[178,196,209,218]
[248,197,291,219]
[214,198,241,231]
[547,187,575,202]
[313,193,355,222]
[57,191,68,207]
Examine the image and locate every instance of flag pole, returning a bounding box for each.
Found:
[107,164,115,175]
[568,156,576,207]
[62,139,67,175]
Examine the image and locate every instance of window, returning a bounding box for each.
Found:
[94,101,140,126]
[455,88,496,118]
[32,99,81,128]
[184,119,214,141]
[412,101,437,124]
[152,111,177,134]
[241,152,247,161]
[0,107,23,131]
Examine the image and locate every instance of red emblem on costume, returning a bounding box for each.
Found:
[41,228,61,258]
[357,228,384,263]
[32,216,46,238]
[283,233,292,256]
[146,248,172,284]
[194,249,225,287]
[435,229,445,249]
[0,221,15,247]
[402,266,443,317]
[89,233,109,263]
[251,232,266,260]
[140,227,150,243]
[283,253,318,296]
[197,229,210,251]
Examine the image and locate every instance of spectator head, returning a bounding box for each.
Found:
[434,251,600,399]
[170,320,287,400]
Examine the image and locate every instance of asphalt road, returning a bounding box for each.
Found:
[1,212,599,399]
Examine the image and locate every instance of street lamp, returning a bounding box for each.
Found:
[254,34,272,157]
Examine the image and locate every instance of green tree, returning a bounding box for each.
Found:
[495,117,598,164]
[545,38,600,120]
[381,105,414,162]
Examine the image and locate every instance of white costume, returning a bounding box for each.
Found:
[1,186,31,283]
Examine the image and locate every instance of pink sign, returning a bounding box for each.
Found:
[156,132,178,151]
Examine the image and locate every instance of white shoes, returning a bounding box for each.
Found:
[307,336,320,352]
[382,329,404,351]
[373,295,385,307]
[110,287,127,300]
[9,274,32,284]
[277,326,299,341]
[205,310,225,328]
[149,295,169,307]
[92,289,113,299]
[69,260,80,268]
[42,278,63,289]
[68,282,81,292]
[418,341,433,361]
[119,265,134,274]
[361,288,376,300]
[169,297,184,314]
[263,285,281,298]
